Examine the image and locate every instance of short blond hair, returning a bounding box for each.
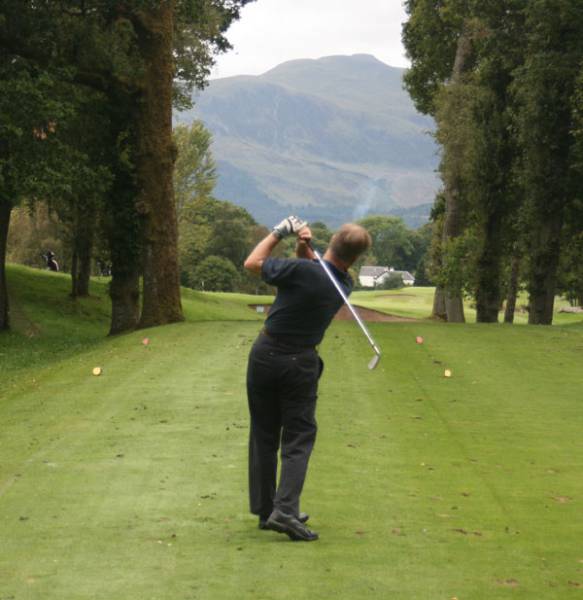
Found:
[329,223,372,264]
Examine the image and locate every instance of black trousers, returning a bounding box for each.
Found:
[246,333,323,518]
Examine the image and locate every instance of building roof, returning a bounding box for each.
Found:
[359,266,389,278]
[358,266,415,282]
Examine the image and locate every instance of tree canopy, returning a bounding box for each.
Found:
[0,0,254,333]
[403,0,583,324]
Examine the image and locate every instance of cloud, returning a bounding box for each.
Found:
[212,0,410,78]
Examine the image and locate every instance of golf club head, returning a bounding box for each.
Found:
[368,353,381,370]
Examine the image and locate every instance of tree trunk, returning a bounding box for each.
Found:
[430,217,447,321]
[77,246,92,296]
[71,249,79,297]
[134,2,183,329]
[107,180,142,335]
[442,190,466,323]
[528,212,562,325]
[432,285,447,320]
[71,229,93,298]
[109,267,140,335]
[438,28,473,324]
[429,198,447,320]
[476,213,504,323]
[504,254,521,324]
[0,202,12,331]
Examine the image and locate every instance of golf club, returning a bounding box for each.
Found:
[308,241,381,370]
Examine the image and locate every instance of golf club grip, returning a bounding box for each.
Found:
[308,243,380,355]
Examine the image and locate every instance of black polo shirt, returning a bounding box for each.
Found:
[261,257,353,346]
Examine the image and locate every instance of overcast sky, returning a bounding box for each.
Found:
[211,0,410,79]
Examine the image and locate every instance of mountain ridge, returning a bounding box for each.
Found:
[179,54,439,228]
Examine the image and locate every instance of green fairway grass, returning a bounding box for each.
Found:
[1,266,582,599]
[351,287,583,325]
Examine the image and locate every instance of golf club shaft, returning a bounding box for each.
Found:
[309,243,381,357]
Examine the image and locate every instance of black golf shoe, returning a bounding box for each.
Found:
[265,509,319,541]
[259,512,309,530]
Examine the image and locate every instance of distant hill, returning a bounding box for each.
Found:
[178,54,439,229]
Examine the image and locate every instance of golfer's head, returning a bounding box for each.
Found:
[328,224,372,266]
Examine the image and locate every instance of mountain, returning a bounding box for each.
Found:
[178,54,439,229]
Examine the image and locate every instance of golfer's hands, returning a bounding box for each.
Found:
[296,226,314,259]
[297,226,312,244]
[272,215,308,240]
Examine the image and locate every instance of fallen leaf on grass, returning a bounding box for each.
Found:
[355,530,366,536]
[391,528,405,536]
[496,579,519,587]
[568,581,581,588]
[452,528,482,536]
[553,496,572,504]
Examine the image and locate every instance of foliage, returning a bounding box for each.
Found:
[357,215,426,272]
[6,204,67,269]
[510,1,583,323]
[174,122,217,213]
[377,272,405,290]
[189,255,240,292]
[173,0,256,109]
[0,62,82,206]
[403,0,583,324]
[402,0,465,116]
[179,195,256,286]
[1,0,256,331]
[557,227,583,306]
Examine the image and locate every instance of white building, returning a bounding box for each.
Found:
[358,266,415,288]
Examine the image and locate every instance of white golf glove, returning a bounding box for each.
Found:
[272,215,308,240]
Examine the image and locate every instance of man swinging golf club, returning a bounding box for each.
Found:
[244,216,372,541]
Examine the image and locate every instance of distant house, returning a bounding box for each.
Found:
[358,266,415,288]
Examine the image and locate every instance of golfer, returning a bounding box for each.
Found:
[244,217,372,541]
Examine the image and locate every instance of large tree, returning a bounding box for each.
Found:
[403,1,469,322]
[462,3,523,322]
[512,1,583,324]
[1,0,254,333]
[0,46,85,329]
[357,216,417,271]
[403,1,583,325]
